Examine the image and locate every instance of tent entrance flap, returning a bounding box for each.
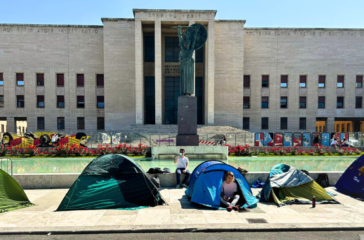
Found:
[192,171,224,208]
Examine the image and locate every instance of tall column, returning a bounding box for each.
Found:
[327,117,335,132]
[189,20,196,97]
[135,20,144,124]
[7,117,15,133]
[155,20,162,124]
[206,20,215,125]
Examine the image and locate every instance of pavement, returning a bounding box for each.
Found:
[1,187,364,234]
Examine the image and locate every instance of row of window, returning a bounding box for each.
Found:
[0,73,104,87]
[0,95,104,108]
[243,117,307,130]
[243,96,363,109]
[37,117,105,130]
[243,75,364,88]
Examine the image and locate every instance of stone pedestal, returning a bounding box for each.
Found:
[176,96,199,146]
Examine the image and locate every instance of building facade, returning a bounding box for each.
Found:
[0,9,364,133]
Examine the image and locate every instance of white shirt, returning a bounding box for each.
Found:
[222,181,237,198]
[331,140,337,145]
[176,156,189,169]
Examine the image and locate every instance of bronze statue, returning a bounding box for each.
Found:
[177,24,208,96]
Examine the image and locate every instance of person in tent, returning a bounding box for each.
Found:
[220,172,240,211]
[174,149,190,188]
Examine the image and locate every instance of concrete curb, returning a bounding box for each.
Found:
[1,223,364,235]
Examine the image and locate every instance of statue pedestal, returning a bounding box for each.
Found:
[176,96,199,146]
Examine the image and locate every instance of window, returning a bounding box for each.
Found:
[356,75,363,88]
[0,95,3,108]
[97,117,104,130]
[195,47,203,63]
[0,73,3,85]
[261,117,269,130]
[37,117,45,130]
[244,75,250,88]
[57,73,64,86]
[261,97,269,108]
[337,75,344,88]
[97,96,104,108]
[57,117,65,129]
[318,75,325,88]
[243,97,250,109]
[299,118,306,130]
[281,117,288,130]
[145,77,155,124]
[299,97,306,108]
[77,117,85,130]
[281,75,288,88]
[37,95,45,108]
[77,96,85,108]
[16,73,24,86]
[262,75,269,88]
[165,37,180,62]
[337,97,344,108]
[77,74,84,87]
[243,117,249,130]
[96,74,104,87]
[195,77,204,124]
[57,96,65,108]
[17,95,24,108]
[318,96,325,108]
[144,35,155,62]
[164,77,181,124]
[299,75,307,88]
[280,97,287,108]
[356,97,362,109]
[36,73,44,86]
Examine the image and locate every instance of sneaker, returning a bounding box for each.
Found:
[176,184,180,188]
[182,183,188,188]
[233,206,239,211]
[227,206,233,212]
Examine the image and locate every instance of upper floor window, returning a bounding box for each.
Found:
[356,75,363,88]
[144,35,155,62]
[17,95,24,108]
[280,97,287,108]
[0,95,3,108]
[243,97,250,109]
[244,75,250,88]
[337,75,344,88]
[299,75,307,88]
[318,75,325,88]
[299,97,306,108]
[337,97,344,108]
[262,75,269,88]
[318,96,325,109]
[37,95,45,108]
[165,37,179,62]
[77,96,85,108]
[356,97,362,109]
[77,74,84,87]
[57,73,64,87]
[261,97,269,108]
[36,73,44,86]
[0,73,3,86]
[97,96,104,108]
[16,73,24,86]
[96,74,104,87]
[281,75,288,88]
[57,95,65,108]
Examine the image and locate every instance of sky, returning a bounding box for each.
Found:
[1,0,364,28]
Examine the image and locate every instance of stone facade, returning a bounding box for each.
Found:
[0,9,363,133]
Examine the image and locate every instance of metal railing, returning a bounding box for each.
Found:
[0,158,13,176]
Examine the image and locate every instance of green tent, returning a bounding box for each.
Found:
[258,164,337,206]
[0,169,33,212]
[57,154,166,211]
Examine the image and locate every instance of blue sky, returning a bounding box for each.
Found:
[1,0,363,28]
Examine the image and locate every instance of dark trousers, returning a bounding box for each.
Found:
[176,168,191,184]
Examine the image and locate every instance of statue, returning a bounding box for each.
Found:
[177,24,208,96]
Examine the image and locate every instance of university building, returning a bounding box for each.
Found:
[0,9,364,134]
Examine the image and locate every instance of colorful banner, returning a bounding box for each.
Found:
[321,133,330,146]
[274,133,283,146]
[302,133,311,147]
[284,133,293,146]
[293,133,302,146]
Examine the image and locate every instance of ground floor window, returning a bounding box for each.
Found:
[281,117,288,130]
[299,118,306,130]
[77,117,85,130]
[261,117,268,130]
[243,117,249,130]
[195,77,203,125]
[145,77,155,124]
[97,117,104,130]
[57,117,65,130]
[37,117,45,130]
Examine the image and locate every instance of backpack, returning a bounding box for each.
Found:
[147,167,163,174]
[316,173,330,188]
[163,168,171,173]
[151,175,161,188]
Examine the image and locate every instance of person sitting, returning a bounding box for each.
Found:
[221,172,240,211]
[219,136,226,146]
[331,138,338,147]
[174,149,190,188]
[341,138,349,147]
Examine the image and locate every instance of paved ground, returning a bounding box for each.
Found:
[1,187,364,233]
[2,232,364,240]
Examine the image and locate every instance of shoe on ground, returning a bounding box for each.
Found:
[176,184,180,188]
[233,206,239,211]
[182,183,188,188]
[227,206,233,212]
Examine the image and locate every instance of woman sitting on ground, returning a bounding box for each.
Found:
[221,172,240,211]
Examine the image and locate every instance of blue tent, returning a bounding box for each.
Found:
[336,155,364,199]
[186,162,258,209]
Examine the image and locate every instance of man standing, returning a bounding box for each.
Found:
[174,149,190,188]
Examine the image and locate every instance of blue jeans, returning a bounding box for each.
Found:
[176,168,191,185]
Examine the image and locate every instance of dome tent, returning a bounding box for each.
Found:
[57,154,166,211]
[0,169,33,212]
[336,155,364,199]
[258,164,337,206]
[187,162,258,209]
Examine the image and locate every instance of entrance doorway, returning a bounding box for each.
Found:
[15,117,27,135]
[334,120,353,132]
[316,118,327,132]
